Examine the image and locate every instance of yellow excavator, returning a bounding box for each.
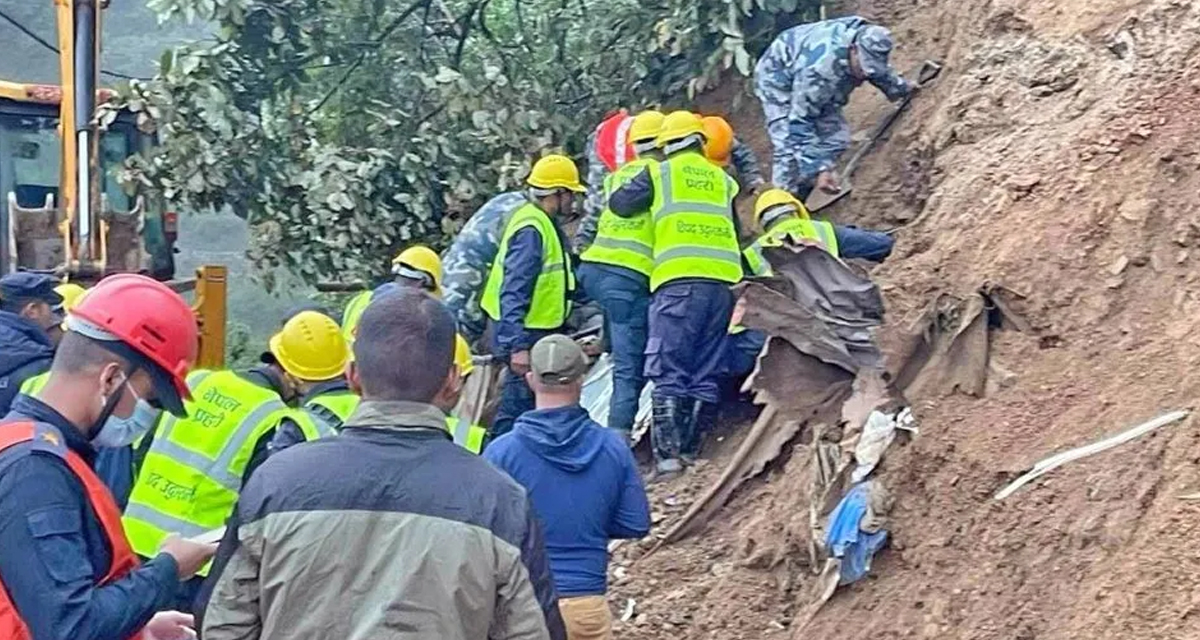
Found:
[0,0,225,367]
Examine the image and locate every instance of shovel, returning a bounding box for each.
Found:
[804,60,943,214]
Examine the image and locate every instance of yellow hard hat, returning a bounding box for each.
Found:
[392,245,443,296]
[628,110,666,145]
[455,333,474,376]
[701,116,735,167]
[527,154,586,193]
[269,310,350,381]
[54,283,88,312]
[754,188,810,226]
[656,111,706,148]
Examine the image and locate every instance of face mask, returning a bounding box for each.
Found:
[93,376,161,448]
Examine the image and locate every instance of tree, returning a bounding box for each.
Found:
[105,0,821,286]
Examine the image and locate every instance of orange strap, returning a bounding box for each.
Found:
[0,421,144,639]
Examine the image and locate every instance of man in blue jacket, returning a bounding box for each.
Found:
[485,334,651,639]
[0,272,63,415]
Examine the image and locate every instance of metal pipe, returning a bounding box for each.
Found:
[74,0,97,261]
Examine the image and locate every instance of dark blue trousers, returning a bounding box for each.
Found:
[646,280,734,404]
[577,262,650,433]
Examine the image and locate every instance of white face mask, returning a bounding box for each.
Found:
[92,374,161,448]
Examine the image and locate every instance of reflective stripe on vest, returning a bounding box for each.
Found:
[581,159,656,276]
[481,203,575,329]
[123,370,289,572]
[0,421,143,640]
[648,152,742,291]
[743,217,841,277]
[18,372,49,397]
[445,416,487,454]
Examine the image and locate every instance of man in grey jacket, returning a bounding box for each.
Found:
[200,289,566,640]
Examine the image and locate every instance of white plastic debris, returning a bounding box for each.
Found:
[580,353,653,434]
[851,407,915,483]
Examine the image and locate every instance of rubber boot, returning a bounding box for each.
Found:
[681,400,717,464]
[651,395,684,478]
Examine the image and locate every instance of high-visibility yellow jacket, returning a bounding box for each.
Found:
[581,159,656,277]
[481,202,575,329]
[743,217,840,276]
[123,370,291,573]
[647,151,742,291]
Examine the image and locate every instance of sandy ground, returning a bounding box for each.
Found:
[610,0,1200,637]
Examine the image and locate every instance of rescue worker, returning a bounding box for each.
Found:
[577,112,764,249]
[200,289,566,640]
[267,311,356,454]
[17,282,88,398]
[0,274,215,639]
[754,17,913,197]
[608,111,742,477]
[576,109,663,441]
[445,333,489,454]
[342,244,444,345]
[485,335,650,640]
[701,115,766,191]
[442,191,528,345]
[482,154,582,437]
[0,272,63,415]
[744,188,895,274]
[123,324,300,611]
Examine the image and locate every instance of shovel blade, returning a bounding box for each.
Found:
[804,180,853,214]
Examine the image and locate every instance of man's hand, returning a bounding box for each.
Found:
[509,350,531,375]
[144,611,197,640]
[816,171,841,194]
[160,534,217,580]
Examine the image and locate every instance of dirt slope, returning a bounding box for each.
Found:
[611,0,1200,637]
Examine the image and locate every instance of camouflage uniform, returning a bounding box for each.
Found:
[729,137,765,190]
[753,17,911,194]
[442,191,527,343]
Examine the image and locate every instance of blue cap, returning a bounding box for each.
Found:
[0,272,63,309]
[854,25,895,79]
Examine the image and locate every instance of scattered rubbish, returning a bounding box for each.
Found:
[994,410,1190,500]
[825,481,891,586]
[851,408,916,483]
[621,598,636,622]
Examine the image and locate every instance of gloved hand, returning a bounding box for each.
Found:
[144,611,197,640]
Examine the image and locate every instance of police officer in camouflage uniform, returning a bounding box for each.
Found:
[441,192,526,345]
[754,17,913,198]
[576,120,764,251]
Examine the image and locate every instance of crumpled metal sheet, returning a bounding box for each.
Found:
[579,353,653,440]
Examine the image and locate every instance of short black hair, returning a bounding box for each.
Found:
[354,288,455,402]
[52,332,129,374]
[0,297,37,314]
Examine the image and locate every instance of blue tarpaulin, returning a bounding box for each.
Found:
[825,482,889,585]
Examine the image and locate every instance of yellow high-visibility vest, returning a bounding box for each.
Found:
[445,416,487,454]
[743,217,840,276]
[18,371,49,397]
[647,151,741,291]
[341,290,373,344]
[481,203,575,329]
[288,390,361,441]
[122,370,291,574]
[581,158,656,277]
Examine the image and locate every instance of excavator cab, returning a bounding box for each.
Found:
[0,81,176,280]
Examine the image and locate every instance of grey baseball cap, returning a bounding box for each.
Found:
[854,25,895,79]
[530,334,589,386]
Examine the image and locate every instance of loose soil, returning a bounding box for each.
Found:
[612,0,1200,637]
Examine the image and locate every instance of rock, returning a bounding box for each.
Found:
[1005,174,1041,193]
[1178,250,1190,264]
[1130,254,1149,267]
[1109,255,1129,275]
[1105,276,1125,289]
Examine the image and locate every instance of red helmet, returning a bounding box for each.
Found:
[594,110,634,172]
[69,274,198,416]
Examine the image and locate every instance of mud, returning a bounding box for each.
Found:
[611,0,1200,637]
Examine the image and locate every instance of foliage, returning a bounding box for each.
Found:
[102,0,821,286]
[225,320,260,368]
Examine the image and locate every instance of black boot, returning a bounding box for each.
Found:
[651,395,684,477]
[681,400,717,463]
